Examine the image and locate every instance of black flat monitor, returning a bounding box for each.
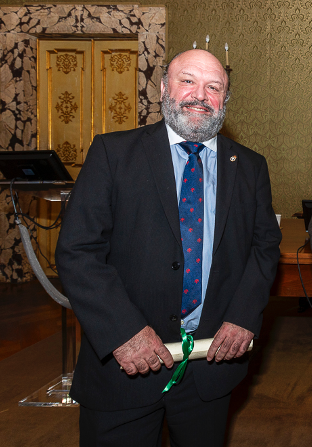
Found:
[0,150,73,182]
[302,200,312,232]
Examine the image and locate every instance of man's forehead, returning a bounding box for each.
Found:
[176,66,225,82]
[168,52,227,85]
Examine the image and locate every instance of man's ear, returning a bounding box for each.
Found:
[160,79,165,101]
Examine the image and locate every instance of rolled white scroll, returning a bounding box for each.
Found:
[120,338,254,368]
[162,338,254,363]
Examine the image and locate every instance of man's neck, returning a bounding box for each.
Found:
[165,124,217,151]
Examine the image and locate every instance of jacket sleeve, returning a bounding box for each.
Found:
[223,157,282,337]
[55,135,148,361]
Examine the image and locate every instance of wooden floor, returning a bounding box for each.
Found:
[0,279,62,361]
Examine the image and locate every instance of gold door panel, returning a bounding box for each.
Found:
[93,40,138,134]
[38,40,93,181]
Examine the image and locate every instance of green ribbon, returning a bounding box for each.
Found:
[162,328,194,393]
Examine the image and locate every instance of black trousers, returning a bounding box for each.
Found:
[80,362,231,447]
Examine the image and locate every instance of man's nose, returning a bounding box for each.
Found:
[191,84,208,102]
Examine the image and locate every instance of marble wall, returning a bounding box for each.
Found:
[0,33,37,152]
[0,4,166,282]
[0,32,38,281]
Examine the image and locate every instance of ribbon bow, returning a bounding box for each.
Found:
[162,328,194,393]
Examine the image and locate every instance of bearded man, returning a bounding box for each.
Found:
[56,50,281,447]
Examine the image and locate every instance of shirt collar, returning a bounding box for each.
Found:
[165,124,217,152]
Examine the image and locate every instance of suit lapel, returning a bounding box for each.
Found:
[213,135,238,255]
[141,120,182,248]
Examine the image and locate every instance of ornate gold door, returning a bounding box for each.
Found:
[93,40,138,135]
[37,38,138,276]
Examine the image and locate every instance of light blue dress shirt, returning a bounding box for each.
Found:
[165,124,217,333]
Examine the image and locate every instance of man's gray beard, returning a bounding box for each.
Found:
[161,88,227,142]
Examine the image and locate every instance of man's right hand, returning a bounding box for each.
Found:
[113,326,174,375]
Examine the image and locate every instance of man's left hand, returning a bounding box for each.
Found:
[207,322,254,362]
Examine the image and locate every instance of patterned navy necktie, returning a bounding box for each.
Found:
[179,141,205,318]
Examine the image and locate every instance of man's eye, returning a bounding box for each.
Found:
[208,85,218,91]
[183,80,193,84]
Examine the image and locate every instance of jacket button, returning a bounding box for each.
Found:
[170,314,178,322]
[172,262,180,270]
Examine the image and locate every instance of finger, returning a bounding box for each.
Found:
[214,337,234,362]
[223,336,253,360]
[134,359,150,374]
[223,340,242,361]
[155,345,174,368]
[207,336,225,361]
[146,354,162,372]
[234,339,251,358]
[122,363,138,376]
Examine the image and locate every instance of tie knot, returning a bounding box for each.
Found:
[179,141,205,155]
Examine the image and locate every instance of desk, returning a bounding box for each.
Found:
[0,180,74,201]
[271,218,312,297]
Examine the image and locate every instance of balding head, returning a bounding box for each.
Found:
[165,50,229,96]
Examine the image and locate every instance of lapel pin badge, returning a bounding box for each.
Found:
[230,155,237,162]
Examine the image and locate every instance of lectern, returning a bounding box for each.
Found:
[0,150,79,407]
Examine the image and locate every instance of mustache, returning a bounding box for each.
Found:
[178,100,215,114]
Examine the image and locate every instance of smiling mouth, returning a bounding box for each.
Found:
[180,101,215,115]
[184,105,211,113]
